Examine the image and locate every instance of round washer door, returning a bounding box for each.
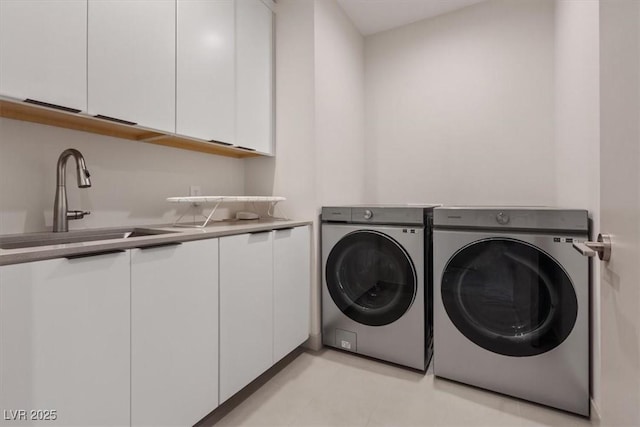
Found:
[326,230,417,327]
[441,238,578,357]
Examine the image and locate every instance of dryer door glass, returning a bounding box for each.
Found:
[326,230,417,326]
[441,238,578,357]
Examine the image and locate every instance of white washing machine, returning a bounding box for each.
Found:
[322,205,437,370]
[433,207,590,416]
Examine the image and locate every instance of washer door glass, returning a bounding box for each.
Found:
[326,230,417,327]
[441,238,578,357]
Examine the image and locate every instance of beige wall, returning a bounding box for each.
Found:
[0,118,244,235]
[364,0,556,206]
[554,0,601,412]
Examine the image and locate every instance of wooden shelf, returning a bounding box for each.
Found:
[0,98,263,159]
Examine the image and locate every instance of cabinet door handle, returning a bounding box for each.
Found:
[24,98,81,113]
[65,249,126,260]
[276,227,294,231]
[94,114,137,126]
[136,242,182,250]
[249,230,272,235]
[210,139,232,146]
[235,146,256,151]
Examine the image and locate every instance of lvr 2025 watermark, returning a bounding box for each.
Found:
[3,409,58,421]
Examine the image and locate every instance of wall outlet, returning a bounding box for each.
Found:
[189,185,202,197]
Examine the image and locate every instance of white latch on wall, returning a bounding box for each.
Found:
[573,233,612,262]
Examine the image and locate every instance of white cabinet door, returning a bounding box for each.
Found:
[131,239,219,427]
[0,0,87,111]
[273,226,311,362]
[219,231,273,403]
[0,251,130,426]
[177,0,235,143]
[88,0,176,132]
[235,0,274,154]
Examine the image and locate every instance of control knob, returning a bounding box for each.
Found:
[364,209,373,220]
[496,212,510,225]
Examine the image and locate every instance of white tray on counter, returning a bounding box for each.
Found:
[167,196,286,204]
[166,196,286,228]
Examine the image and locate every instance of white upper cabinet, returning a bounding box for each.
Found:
[0,252,130,427]
[235,0,274,154]
[177,0,235,143]
[273,226,311,362]
[88,0,176,132]
[0,0,87,111]
[0,0,275,157]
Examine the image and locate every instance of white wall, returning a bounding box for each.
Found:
[0,118,244,234]
[314,0,365,206]
[554,0,601,412]
[244,0,365,348]
[364,0,556,206]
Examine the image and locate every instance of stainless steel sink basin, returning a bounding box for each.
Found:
[0,228,179,250]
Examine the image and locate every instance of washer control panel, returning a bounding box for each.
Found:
[351,207,427,225]
[321,206,436,225]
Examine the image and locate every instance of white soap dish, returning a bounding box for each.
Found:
[236,211,260,220]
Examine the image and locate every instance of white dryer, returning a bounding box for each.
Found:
[322,205,437,370]
[433,207,590,416]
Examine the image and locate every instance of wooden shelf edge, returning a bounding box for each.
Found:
[0,99,262,159]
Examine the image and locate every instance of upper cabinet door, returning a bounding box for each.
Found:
[177,0,235,143]
[0,0,87,111]
[235,0,274,154]
[88,0,176,132]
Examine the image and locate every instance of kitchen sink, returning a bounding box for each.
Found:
[0,228,179,250]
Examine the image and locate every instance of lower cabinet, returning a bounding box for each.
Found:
[131,239,219,427]
[0,224,310,424]
[0,251,130,426]
[219,231,274,403]
[219,225,311,403]
[274,226,311,362]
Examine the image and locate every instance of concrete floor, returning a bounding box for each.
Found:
[199,348,596,427]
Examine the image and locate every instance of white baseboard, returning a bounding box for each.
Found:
[302,332,322,351]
